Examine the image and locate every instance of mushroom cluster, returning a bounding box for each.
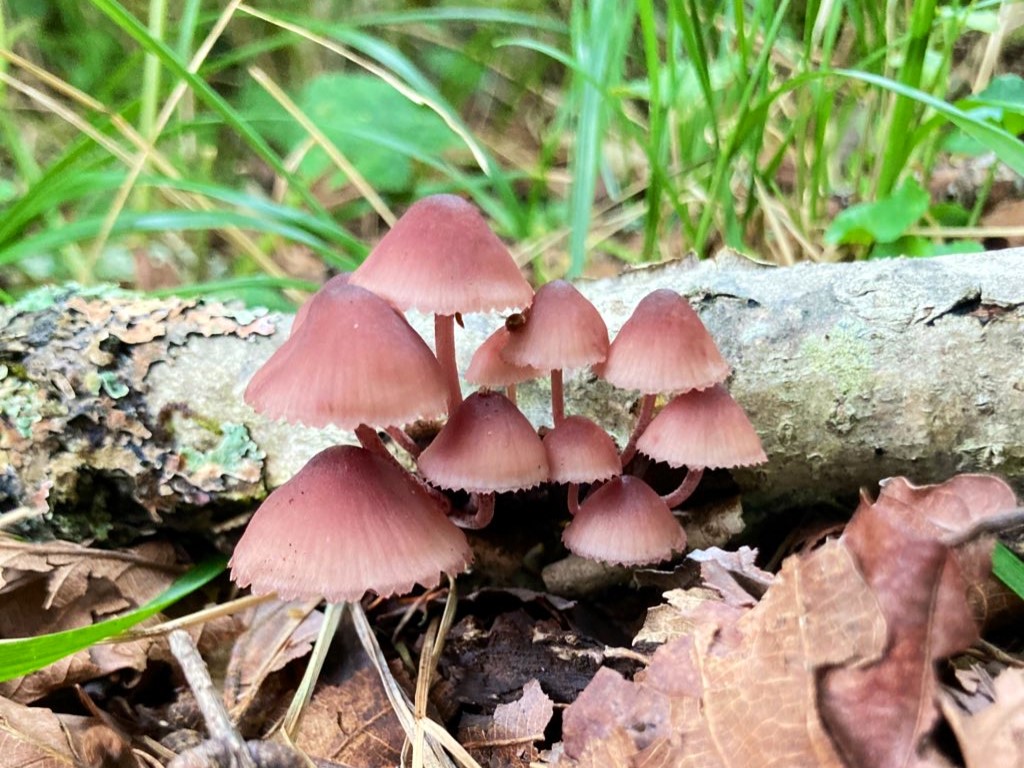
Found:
[230,193,766,604]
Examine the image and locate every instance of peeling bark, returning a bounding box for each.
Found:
[2,250,1023,540]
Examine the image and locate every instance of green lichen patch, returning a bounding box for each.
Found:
[1,286,275,540]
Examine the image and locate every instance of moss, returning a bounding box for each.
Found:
[800,322,874,399]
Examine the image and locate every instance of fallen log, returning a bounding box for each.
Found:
[2,250,1022,541]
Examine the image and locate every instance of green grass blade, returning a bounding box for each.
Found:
[346,7,567,33]
[0,209,358,269]
[834,68,1024,176]
[86,0,337,226]
[148,274,319,299]
[993,541,1024,602]
[566,0,636,278]
[0,557,225,683]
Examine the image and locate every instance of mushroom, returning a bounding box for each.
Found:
[229,445,473,739]
[418,390,549,528]
[561,475,686,565]
[349,194,533,411]
[465,325,541,406]
[501,279,609,425]
[245,280,448,437]
[543,415,620,515]
[636,384,767,508]
[230,446,472,603]
[595,289,730,465]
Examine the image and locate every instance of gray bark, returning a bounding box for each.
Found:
[2,250,1023,540]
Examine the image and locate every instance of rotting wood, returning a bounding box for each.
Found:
[2,249,1023,541]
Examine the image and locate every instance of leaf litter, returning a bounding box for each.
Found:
[1,406,1022,768]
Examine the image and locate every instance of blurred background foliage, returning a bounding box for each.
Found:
[2,0,1024,308]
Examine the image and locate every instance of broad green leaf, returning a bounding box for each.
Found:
[0,557,225,683]
[243,72,457,193]
[826,178,930,246]
[869,235,984,259]
[960,74,1024,134]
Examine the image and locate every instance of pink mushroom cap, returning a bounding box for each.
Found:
[290,273,350,337]
[418,391,549,493]
[229,446,473,602]
[595,289,730,394]
[636,384,767,469]
[466,326,542,387]
[543,416,621,484]
[349,194,533,315]
[245,280,448,429]
[562,476,687,565]
[501,280,609,370]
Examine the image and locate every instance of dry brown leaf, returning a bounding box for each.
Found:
[458,679,555,767]
[223,599,322,719]
[0,538,180,703]
[294,659,406,768]
[687,545,773,606]
[561,538,886,767]
[0,695,105,767]
[943,668,1024,768]
[632,587,745,647]
[819,474,1017,768]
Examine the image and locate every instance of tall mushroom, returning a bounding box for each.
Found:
[349,194,533,411]
[230,446,472,603]
[245,279,448,443]
[501,279,609,425]
[596,289,730,465]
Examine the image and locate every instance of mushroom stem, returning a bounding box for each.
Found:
[355,424,391,459]
[661,466,706,509]
[435,314,462,411]
[505,382,517,406]
[567,483,581,516]
[447,492,495,530]
[385,426,421,458]
[620,394,656,467]
[550,368,565,424]
[281,601,346,739]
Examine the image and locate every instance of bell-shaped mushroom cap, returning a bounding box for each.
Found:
[290,273,350,337]
[230,446,473,603]
[245,281,448,429]
[349,194,533,315]
[466,326,542,387]
[636,384,767,469]
[596,289,730,394]
[562,476,686,565]
[543,416,620,484]
[501,280,609,370]
[418,391,548,493]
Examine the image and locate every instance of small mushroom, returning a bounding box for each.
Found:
[543,415,620,515]
[418,390,549,528]
[636,384,767,508]
[465,325,542,405]
[501,279,609,424]
[596,289,731,465]
[562,475,686,565]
